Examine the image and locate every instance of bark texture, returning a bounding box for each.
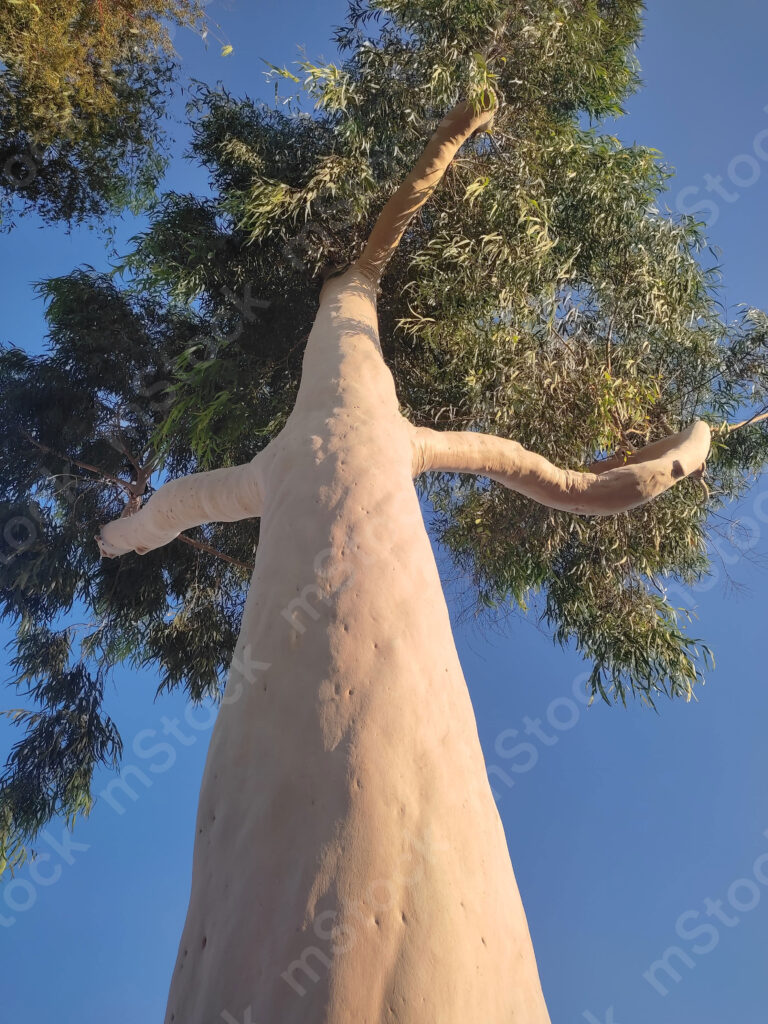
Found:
[97,461,264,557]
[97,96,711,1023]
[356,97,495,282]
[412,421,711,516]
[161,268,552,1024]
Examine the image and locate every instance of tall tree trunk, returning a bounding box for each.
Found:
[163,267,552,1024]
[98,96,709,1023]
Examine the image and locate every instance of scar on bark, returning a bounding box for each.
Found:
[96,90,713,557]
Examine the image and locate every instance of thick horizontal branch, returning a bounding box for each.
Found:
[355,94,496,284]
[411,422,712,516]
[96,458,264,558]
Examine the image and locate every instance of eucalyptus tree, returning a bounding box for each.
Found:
[0,0,206,230]
[2,1,768,1021]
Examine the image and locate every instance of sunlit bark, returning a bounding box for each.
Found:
[412,421,711,515]
[97,91,711,1024]
[96,459,264,557]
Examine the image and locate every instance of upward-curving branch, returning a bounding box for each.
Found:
[354,93,496,284]
[411,421,712,516]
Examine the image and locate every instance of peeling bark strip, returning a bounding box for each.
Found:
[97,95,712,1024]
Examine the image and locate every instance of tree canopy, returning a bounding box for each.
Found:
[0,0,206,230]
[2,0,768,875]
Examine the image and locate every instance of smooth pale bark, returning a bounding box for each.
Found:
[96,95,710,1024]
[356,96,496,281]
[412,421,711,516]
[155,267,553,1023]
[96,460,264,556]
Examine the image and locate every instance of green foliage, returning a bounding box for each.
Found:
[0,0,206,230]
[0,268,270,869]
[2,0,768,872]
[0,626,121,876]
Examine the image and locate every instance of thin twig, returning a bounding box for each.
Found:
[547,322,579,362]
[111,414,143,476]
[24,430,253,571]
[21,431,134,496]
[176,533,254,572]
[605,313,615,376]
[727,409,768,432]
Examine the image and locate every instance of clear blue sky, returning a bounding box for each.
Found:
[1,3,767,1022]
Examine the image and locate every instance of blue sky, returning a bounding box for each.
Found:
[1,3,767,1022]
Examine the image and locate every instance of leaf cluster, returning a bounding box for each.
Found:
[0,0,206,230]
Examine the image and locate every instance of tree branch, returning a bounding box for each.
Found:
[727,408,768,432]
[21,431,134,496]
[96,458,265,558]
[354,94,496,284]
[176,533,254,572]
[411,421,712,516]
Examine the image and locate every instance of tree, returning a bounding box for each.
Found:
[0,0,208,231]
[2,0,768,1019]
